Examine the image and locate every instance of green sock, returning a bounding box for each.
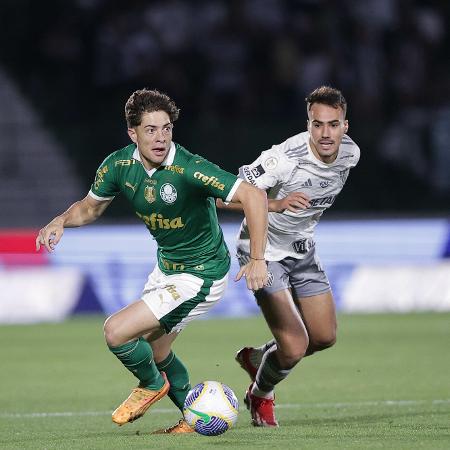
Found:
[109,338,164,390]
[156,351,191,411]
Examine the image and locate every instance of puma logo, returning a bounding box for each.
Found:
[125,181,138,193]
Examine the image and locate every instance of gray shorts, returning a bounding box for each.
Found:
[237,247,331,299]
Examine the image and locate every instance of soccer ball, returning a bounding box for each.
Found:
[183,381,239,436]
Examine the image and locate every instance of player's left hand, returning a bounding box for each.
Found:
[279,192,311,212]
[235,259,268,291]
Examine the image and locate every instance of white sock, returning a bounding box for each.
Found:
[251,382,274,399]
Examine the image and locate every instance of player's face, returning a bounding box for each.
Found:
[307,103,348,163]
[127,110,173,170]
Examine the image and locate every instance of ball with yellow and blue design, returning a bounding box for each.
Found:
[183,381,239,436]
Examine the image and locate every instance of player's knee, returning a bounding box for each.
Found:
[103,316,124,348]
[310,333,336,352]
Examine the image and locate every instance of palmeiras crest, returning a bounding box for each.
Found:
[160,183,177,204]
[144,185,156,203]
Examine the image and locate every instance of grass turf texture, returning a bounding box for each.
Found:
[0,313,449,449]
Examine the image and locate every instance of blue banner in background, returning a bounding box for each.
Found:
[49,218,449,317]
[443,225,450,258]
[1,218,449,323]
[49,222,260,317]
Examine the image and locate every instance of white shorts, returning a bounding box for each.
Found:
[141,265,229,333]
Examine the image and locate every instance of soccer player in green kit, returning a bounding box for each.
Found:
[36,89,268,434]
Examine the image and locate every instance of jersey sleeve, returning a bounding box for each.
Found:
[351,144,360,167]
[238,145,293,189]
[89,153,120,200]
[340,134,361,169]
[185,156,241,202]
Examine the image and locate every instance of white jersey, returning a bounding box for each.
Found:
[237,131,360,261]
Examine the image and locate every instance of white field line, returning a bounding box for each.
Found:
[1,399,449,419]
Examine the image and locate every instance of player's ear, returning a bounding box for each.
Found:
[343,120,349,133]
[128,128,137,143]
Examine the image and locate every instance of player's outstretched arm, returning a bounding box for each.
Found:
[231,182,268,291]
[36,195,112,253]
[217,191,310,213]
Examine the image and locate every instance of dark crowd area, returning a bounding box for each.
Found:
[1,0,449,215]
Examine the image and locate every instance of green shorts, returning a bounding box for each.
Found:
[141,265,229,333]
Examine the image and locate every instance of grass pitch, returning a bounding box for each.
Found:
[0,313,449,449]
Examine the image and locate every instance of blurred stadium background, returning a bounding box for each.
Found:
[0,0,449,322]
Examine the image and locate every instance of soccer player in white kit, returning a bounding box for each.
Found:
[218,86,360,427]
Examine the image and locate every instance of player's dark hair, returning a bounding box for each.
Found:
[125,89,180,128]
[305,86,347,118]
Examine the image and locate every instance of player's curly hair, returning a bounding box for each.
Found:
[125,88,180,128]
[305,86,347,118]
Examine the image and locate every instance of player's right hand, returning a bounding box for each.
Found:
[273,192,310,212]
[235,259,268,291]
[35,220,64,253]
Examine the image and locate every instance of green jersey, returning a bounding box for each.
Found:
[89,142,241,279]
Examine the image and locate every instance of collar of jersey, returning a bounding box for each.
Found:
[132,142,176,176]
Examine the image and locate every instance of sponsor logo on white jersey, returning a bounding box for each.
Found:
[251,164,265,178]
[309,196,336,207]
[301,179,312,188]
[242,166,256,185]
